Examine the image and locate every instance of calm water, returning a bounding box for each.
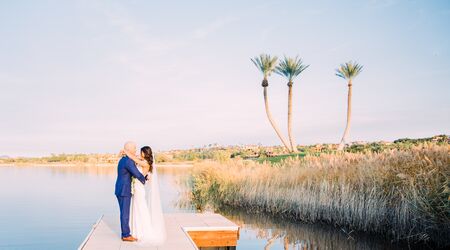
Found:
[0,165,411,250]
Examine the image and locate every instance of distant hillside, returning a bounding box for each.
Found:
[0,135,447,165]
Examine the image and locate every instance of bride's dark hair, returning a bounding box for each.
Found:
[140,146,153,173]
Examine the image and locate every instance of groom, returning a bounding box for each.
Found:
[115,141,147,242]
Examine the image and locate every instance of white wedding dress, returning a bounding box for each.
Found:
[130,165,166,246]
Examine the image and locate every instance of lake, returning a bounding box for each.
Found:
[0,165,413,250]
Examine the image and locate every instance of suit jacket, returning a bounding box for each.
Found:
[114,156,146,197]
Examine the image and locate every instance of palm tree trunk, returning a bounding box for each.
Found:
[264,86,292,152]
[338,80,352,151]
[287,84,298,152]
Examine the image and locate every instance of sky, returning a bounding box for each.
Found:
[0,0,449,156]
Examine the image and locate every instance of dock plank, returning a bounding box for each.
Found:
[79,213,239,250]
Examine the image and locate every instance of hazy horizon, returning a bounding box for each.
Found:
[1,133,448,158]
[1,0,449,157]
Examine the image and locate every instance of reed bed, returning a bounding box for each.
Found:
[190,143,450,246]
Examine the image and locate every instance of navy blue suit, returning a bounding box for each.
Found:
[115,156,146,238]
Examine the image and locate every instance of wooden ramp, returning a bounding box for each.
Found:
[79,213,239,250]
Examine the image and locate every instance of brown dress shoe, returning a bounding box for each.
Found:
[122,236,138,242]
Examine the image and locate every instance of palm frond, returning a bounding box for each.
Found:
[336,61,363,80]
[275,56,309,83]
[251,54,278,78]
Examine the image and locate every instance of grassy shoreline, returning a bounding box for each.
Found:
[189,143,450,247]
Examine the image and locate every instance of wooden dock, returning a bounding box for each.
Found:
[78,213,239,250]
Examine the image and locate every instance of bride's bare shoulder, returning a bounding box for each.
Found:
[138,158,150,166]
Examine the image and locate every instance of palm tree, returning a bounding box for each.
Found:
[251,54,292,152]
[275,56,309,152]
[336,61,363,150]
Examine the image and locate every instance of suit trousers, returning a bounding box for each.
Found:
[116,195,132,238]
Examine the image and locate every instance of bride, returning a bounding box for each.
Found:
[122,146,167,245]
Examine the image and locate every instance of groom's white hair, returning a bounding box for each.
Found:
[124,141,136,151]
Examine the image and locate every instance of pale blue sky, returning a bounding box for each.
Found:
[1,0,449,156]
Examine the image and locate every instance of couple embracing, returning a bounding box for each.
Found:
[114,141,166,245]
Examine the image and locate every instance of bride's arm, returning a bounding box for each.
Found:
[123,150,150,175]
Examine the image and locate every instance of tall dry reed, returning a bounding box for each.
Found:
[190,143,450,246]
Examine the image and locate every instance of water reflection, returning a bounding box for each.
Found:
[41,164,193,177]
[219,208,411,250]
